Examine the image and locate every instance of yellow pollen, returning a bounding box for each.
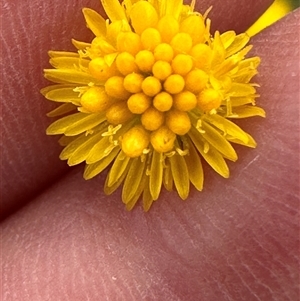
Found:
[173,91,197,111]
[127,93,151,114]
[142,76,162,96]
[116,52,139,75]
[129,1,159,35]
[141,28,162,50]
[157,15,179,42]
[80,86,112,113]
[121,125,150,158]
[172,54,193,75]
[141,107,165,131]
[117,32,142,55]
[152,60,172,80]
[179,15,205,44]
[150,126,176,153]
[105,76,131,100]
[197,88,223,112]
[153,92,173,112]
[185,69,209,94]
[166,110,191,135]
[105,101,134,125]
[170,33,193,53]
[164,74,185,94]
[190,43,212,71]
[88,57,116,81]
[123,73,144,94]
[154,43,174,62]
[135,50,155,73]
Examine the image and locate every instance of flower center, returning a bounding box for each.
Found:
[84,10,222,157]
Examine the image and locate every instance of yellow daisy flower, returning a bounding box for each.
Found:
[42,0,265,211]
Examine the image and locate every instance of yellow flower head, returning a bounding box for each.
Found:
[42,0,265,211]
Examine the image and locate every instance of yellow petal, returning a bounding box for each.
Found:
[101,0,127,21]
[104,159,129,194]
[58,135,77,147]
[122,157,147,203]
[143,176,154,212]
[220,31,236,49]
[46,112,104,135]
[203,114,249,144]
[228,83,256,97]
[84,147,120,180]
[189,128,229,178]
[229,106,266,118]
[60,133,90,160]
[225,33,250,58]
[163,160,173,191]
[107,151,131,187]
[46,103,76,117]
[201,121,238,161]
[185,140,203,191]
[67,131,104,166]
[44,69,101,85]
[232,69,258,83]
[159,0,183,19]
[125,173,147,210]
[72,39,91,50]
[41,85,81,104]
[227,133,257,148]
[49,57,89,69]
[64,113,106,136]
[230,96,256,107]
[211,31,226,68]
[85,136,110,164]
[169,153,189,200]
[82,8,107,37]
[149,151,163,200]
[48,51,78,58]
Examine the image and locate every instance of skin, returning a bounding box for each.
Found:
[1,0,299,300]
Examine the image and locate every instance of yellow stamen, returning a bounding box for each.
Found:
[157,15,179,42]
[116,52,139,75]
[170,33,193,53]
[104,76,130,100]
[141,107,165,131]
[142,76,162,96]
[166,110,191,135]
[154,43,174,62]
[141,28,162,50]
[185,69,209,94]
[180,15,205,44]
[171,54,193,76]
[173,91,197,111]
[88,57,116,81]
[190,43,212,70]
[135,50,155,73]
[80,86,111,112]
[153,92,173,112]
[129,1,159,35]
[105,76,131,100]
[150,126,176,153]
[105,101,134,125]
[117,32,142,55]
[127,93,151,114]
[164,74,185,94]
[121,125,150,157]
[197,88,222,112]
[152,60,172,80]
[123,73,144,94]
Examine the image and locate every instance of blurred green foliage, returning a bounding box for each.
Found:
[289,0,300,8]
